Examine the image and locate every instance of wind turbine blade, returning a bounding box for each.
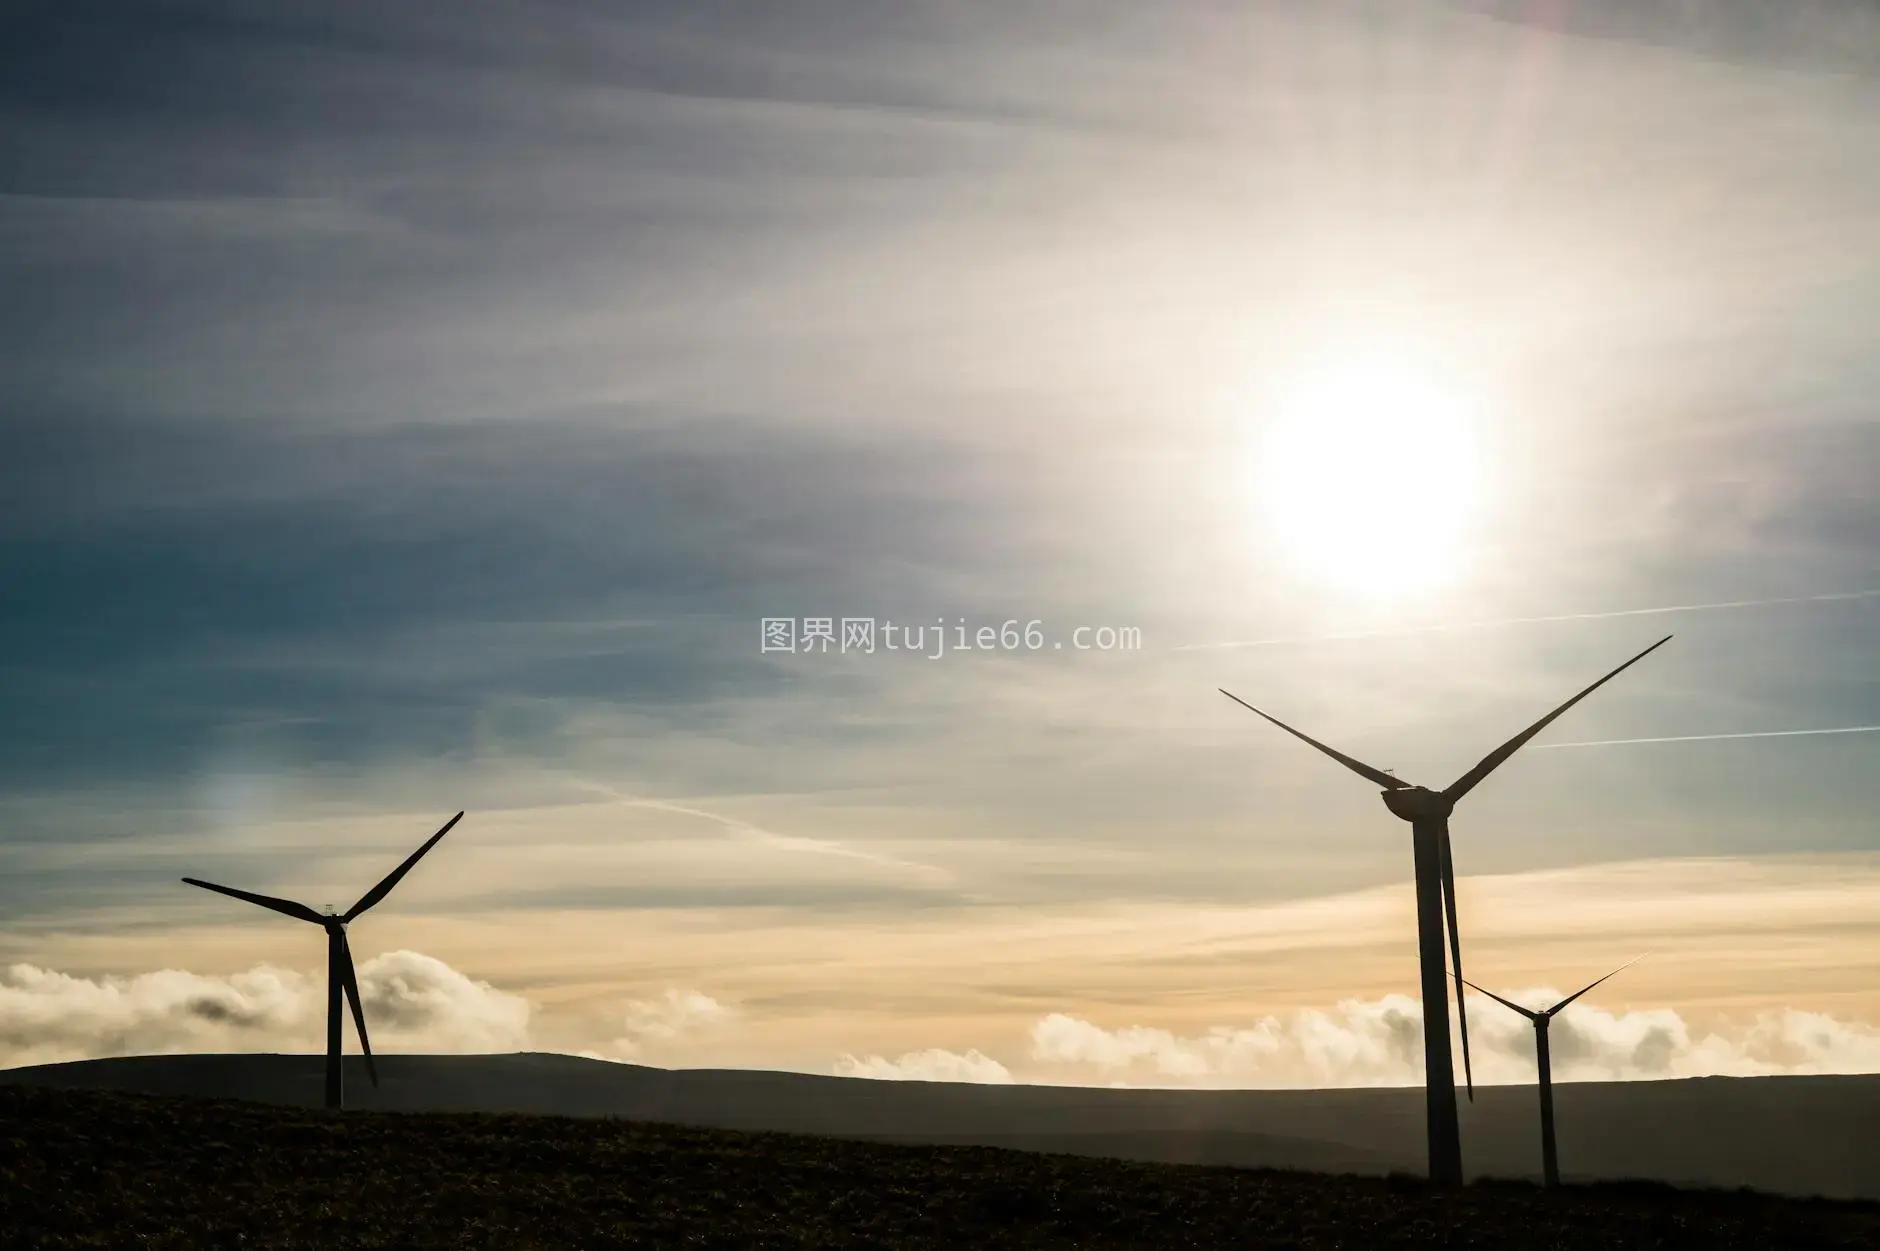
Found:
[181,878,325,925]
[344,811,464,922]
[1546,954,1647,1017]
[1460,976,1543,1021]
[337,931,378,1088]
[1439,828,1473,1100]
[1217,690,1410,790]
[1441,635,1673,804]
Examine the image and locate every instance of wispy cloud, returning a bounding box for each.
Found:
[1535,725,1880,750]
[562,777,952,884]
[1177,589,1880,651]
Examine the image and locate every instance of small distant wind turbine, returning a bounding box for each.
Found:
[181,811,464,1110]
[1464,956,1645,1188]
[1219,635,1670,1184]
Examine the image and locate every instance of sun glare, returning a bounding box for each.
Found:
[1257,356,1481,598]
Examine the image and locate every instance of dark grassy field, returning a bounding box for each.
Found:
[5,1086,1880,1249]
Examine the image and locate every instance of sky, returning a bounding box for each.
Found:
[3,0,1878,1087]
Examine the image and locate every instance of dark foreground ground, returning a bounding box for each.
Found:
[4,1086,1880,1250]
[11,1053,1880,1200]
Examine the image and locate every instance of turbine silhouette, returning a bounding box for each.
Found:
[181,811,464,1110]
[1464,956,1645,1188]
[1219,636,1670,1184]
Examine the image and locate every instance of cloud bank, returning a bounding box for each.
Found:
[585,988,736,1062]
[1023,996,1880,1088]
[0,952,531,1068]
[834,1047,1016,1084]
[11,953,1880,1089]
[826,996,1880,1088]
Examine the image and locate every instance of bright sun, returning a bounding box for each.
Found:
[1258,356,1481,598]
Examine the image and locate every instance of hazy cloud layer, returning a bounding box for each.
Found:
[1455,0,1880,74]
[3,0,1878,1034]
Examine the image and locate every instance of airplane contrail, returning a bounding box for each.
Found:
[1176,589,1880,651]
[1533,726,1880,750]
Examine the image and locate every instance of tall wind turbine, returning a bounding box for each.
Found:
[1219,636,1670,1184]
[181,811,464,1110]
[1464,957,1644,1188]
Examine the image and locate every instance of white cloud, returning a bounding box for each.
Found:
[0,952,532,1068]
[591,988,736,1061]
[1540,1000,1880,1080]
[834,1047,1015,1084]
[1027,995,1880,1088]
[16,952,1880,1091]
[352,950,533,1052]
[1029,998,1422,1087]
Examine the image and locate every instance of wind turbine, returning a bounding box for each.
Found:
[181,811,465,1110]
[1219,636,1670,1184]
[1464,957,1644,1188]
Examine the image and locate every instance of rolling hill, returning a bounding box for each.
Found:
[5,1052,1879,1200]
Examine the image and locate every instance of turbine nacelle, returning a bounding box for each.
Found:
[1381,786,1452,822]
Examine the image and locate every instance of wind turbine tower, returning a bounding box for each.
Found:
[182,811,465,1110]
[1220,636,1670,1183]
[1465,957,1644,1188]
